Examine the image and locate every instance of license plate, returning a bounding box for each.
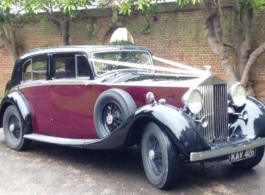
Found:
[229,148,256,162]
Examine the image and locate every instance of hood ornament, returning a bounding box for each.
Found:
[204,65,211,73]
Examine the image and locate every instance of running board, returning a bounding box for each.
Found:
[24,133,98,147]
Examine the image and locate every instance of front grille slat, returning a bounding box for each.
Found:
[210,85,214,141]
[198,83,228,142]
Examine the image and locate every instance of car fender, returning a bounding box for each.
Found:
[0,91,32,129]
[229,96,265,139]
[84,104,210,157]
[130,104,210,157]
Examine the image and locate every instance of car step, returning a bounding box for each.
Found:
[24,133,98,147]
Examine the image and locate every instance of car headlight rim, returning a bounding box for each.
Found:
[182,89,203,114]
[229,83,246,107]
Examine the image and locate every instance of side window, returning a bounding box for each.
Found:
[76,55,90,77]
[53,55,76,79]
[22,55,47,81]
[32,56,47,80]
[53,54,90,79]
[23,59,32,81]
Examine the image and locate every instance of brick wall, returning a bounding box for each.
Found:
[1,3,265,101]
[0,48,13,97]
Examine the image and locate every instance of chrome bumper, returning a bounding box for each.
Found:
[190,138,265,162]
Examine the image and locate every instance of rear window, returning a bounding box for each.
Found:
[22,55,47,81]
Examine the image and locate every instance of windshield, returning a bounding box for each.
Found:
[92,51,152,76]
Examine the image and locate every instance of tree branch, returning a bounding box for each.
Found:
[43,5,60,24]
[240,42,265,86]
[3,23,11,40]
[0,24,12,51]
[241,8,253,57]
[223,43,238,56]
[236,7,253,79]
[43,5,53,18]
[212,2,222,44]
[102,0,113,7]
[203,0,221,55]
[0,43,4,49]
[234,2,243,53]
[6,23,18,49]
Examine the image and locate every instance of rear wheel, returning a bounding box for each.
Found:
[141,122,181,189]
[3,105,31,151]
[232,146,264,169]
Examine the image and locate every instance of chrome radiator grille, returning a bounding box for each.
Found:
[198,84,228,142]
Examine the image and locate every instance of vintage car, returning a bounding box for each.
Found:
[1,45,265,189]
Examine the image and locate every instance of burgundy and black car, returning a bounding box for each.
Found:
[1,45,265,189]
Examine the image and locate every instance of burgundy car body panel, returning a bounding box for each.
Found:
[20,79,189,139]
[94,84,188,109]
[19,82,52,135]
[49,82,98,138]
[14,58,192,139]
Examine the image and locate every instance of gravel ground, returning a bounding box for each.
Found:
[0,129,265,195]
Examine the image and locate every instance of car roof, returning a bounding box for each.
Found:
[19,45,152,60]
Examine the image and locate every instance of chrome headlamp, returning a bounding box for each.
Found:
[228,83,246,107]
[182,89,203,114]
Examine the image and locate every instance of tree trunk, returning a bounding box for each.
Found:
[0,23,19,64]
[234,7,253,79]
[46,10,71,46]
[201,1,262,95]
[60,14,70,45]
[5,23,19,62]
[202,0,238,87]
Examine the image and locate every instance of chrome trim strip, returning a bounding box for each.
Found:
[94,81,198,87]
[24,133,98,146]
[18,79,97,89]
[19,80,50,90]
[190,138,265,161]
[49,79,93,85]
[17,78,199,89]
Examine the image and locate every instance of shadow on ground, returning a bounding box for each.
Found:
[0,132,264,195]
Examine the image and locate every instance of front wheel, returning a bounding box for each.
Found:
[3,105,31,151]
[232,146,264,169]
[141,122,181,189]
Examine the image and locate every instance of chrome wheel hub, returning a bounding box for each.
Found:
[149,150,155,161]
[9,124,15,132]
[106,114,113,125]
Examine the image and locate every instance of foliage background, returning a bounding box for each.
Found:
[1,1,265,101]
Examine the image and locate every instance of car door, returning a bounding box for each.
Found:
[49,53,98,139]
[19,54,53,135]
